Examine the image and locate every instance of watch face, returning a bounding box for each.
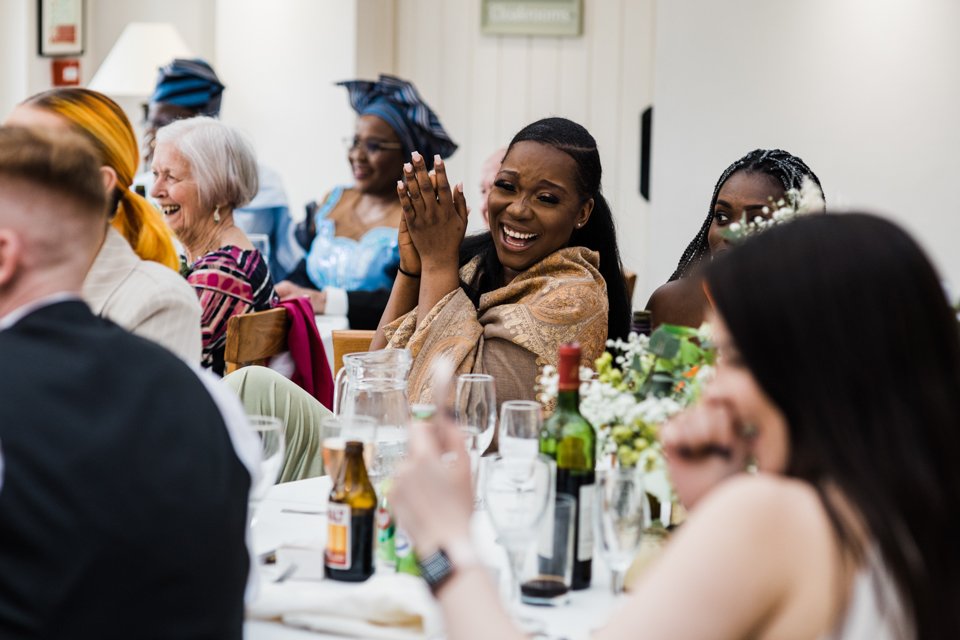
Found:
[419,549,454,592]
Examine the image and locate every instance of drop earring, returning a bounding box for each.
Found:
[213,206,221,224]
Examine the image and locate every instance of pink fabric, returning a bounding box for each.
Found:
[278,298,334,410]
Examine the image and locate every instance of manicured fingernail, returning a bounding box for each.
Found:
[429,170,436,177]
[397,180,404,189]
[411,151,422,162]
[403,163,413,173]
[457,182,464,192]
[434,154,442,167]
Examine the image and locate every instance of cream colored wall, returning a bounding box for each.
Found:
[391,0,656,307]
[215,0,397,222]
[650,0,960,294]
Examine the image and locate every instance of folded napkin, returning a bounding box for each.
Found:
[248,573,442,639]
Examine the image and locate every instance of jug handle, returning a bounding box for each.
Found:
[333,365,349,415]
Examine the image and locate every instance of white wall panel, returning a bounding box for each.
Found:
[651,0,960,293]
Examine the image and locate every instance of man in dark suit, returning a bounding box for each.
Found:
[0,126,257,638]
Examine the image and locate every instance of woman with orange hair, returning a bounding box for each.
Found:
[5,88,202,362]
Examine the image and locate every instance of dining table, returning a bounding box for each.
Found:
[244,476,623,639]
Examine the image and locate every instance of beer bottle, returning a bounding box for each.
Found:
[539,343,596,590]
[325,440,377,582]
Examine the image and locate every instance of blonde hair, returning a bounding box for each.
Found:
[24,88,180,270]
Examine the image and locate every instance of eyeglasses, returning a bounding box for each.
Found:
[345,137,403,155]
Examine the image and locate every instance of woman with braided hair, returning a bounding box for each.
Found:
[646,149,823,328]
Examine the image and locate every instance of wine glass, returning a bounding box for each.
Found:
[247,415,286,520]
[456,374,496,453]
[595,466,645,594]
[455,374,496,502]
[498,400,542,459]
[483,455,552,626]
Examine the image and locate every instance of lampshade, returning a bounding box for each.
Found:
[87,23,194,97]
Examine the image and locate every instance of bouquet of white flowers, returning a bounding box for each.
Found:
[537,324,716,508]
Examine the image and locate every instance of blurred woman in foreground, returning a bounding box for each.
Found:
[392,213,959,639]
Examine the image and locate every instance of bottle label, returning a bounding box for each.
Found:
[326,502,352,570]
[577,483,594,561]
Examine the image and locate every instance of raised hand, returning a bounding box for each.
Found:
[396,205,421,277]
[660,399,753,510]
[396,151,468,273]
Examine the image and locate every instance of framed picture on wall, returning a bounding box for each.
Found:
[38,0,85,56]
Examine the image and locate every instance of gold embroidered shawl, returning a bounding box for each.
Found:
[384,246,608,405]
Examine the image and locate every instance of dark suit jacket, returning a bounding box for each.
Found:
[0,301,250,639]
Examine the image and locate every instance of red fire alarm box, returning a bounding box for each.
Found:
[52,59,81,86]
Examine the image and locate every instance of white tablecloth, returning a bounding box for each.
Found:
[245,477,621,639]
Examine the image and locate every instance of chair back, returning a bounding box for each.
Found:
[224,307,290,374]
[331,329,375,374]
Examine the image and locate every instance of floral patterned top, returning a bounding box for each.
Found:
[186,246,278,376]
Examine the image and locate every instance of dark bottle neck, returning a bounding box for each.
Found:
[556,388,580,411]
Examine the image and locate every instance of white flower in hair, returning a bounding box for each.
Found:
[724,176,825,242]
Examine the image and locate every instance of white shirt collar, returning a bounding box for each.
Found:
[0,292,83,331]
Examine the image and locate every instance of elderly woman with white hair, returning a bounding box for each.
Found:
[151,116,278,375]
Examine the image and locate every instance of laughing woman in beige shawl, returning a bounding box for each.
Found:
[371,118,632,406]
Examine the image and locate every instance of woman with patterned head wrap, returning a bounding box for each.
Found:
[4,88,202,362]
[141,58,225,167]
[277,74,457,330]
[646,149,823,329]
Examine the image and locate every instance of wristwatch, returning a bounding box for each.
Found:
[417,538,480,595]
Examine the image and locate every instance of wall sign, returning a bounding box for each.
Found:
[482,0,583,37]
[39,0,85,57]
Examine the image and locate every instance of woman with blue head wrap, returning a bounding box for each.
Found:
[141,59,225,166]
[277,74,457,330]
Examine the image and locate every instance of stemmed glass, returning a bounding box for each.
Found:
[483,455,552,626]
[595,466,646,594]
[455,374,496,501]
[498,400,542,459]
[247,415,286,523]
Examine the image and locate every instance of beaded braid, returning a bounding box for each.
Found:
[668,149,823,281]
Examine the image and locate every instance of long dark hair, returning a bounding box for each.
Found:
[460,117,631,341]
[670,148,822,281]
[706,213,960,639]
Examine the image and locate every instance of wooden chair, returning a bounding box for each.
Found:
[224,307,290,374]
[331,329,376,374]
[623,268,638,302]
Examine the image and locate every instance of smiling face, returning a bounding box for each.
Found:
[705,312,790,473]
[349,115,404,196]
[149,141,205,241]
[707,170,785,255]
[487,141,593,284]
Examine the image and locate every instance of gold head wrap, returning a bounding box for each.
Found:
[25,88,179,270]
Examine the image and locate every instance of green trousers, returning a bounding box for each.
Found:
[222,365,332,483]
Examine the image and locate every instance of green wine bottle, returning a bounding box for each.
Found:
[539,343,596,590]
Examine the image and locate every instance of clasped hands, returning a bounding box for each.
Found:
[395,151,468,277]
